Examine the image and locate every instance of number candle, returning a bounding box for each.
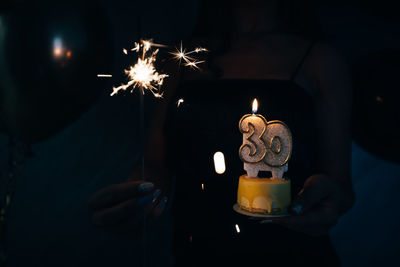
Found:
[238,99,293,179]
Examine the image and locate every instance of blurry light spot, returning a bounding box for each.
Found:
[201,183,205,191]
[376,96,383,104]
[53,37,64,58]
[66,50,72,58]
[189,236,193,243]
[123,48,128,55]
[235,224,240,233]
[213,152,226,174]
[97,74,113,78]
[177,98,184,107]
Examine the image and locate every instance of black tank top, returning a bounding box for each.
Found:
[165,43,340,267]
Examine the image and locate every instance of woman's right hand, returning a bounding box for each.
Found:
[88,180,167,239]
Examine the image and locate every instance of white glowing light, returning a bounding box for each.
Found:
[201,183,205,190]
[177,98,184,107]
[213,152,226,174]
[235,224,240,233]
[97,74,113,78]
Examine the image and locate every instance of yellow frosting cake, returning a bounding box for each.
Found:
[237,175,291,214]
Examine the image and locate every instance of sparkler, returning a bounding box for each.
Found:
[110,39,169,98]
[97,39,208,98]
[96,40,207,267]
[97,39,208,97]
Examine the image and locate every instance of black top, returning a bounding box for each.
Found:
[165,79,340,267]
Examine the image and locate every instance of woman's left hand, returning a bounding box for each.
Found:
[266,174,354,236]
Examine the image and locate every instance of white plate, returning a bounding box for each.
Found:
[233,203,289,218]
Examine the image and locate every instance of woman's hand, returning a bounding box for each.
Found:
[265,174,354,236]
[88,180,167,239]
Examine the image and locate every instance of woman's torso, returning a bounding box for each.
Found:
[166,35,340,266]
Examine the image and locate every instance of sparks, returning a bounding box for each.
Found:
[170,41,208,70]
[97,74,113,78]
[177,98,184,107]
[105,39,207,98]
[110,39,168,98]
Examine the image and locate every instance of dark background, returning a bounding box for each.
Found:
[0,0,399,266]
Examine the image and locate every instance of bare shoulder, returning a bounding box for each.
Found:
[305,42,351,96]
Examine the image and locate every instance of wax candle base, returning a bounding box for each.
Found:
[237,175,291,215]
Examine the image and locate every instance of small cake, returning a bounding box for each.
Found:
[237,175,290,214]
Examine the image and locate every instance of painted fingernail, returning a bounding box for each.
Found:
[260,219,273,224]
[138,182,154,193]
[291,203,303,215]
[157,196,168,209]
[152,189,162,203]
[137,194,154,207]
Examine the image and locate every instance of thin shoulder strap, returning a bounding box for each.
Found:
[290,41,316,81]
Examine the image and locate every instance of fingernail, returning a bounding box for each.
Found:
[260,219,273,224]
[138,182,154,193]
[137,194,154,207]
[157,196,168,209]
[291,203,303,215]
[152,189,162,203]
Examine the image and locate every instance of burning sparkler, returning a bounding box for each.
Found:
[96,39,207,267]
[99,39,207,98]
[110,39,169,98]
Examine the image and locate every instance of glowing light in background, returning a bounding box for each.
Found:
[53,37,63,58]
[235,224,240,233]
[52,37,72,60]
[213,151,226,174]
[201,183,205,191]
[97,74,113,78]
[177,98,184,107]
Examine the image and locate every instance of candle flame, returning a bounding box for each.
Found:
[252,99,258,114]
